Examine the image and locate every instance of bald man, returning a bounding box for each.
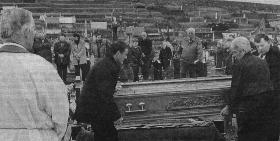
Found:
[0,8,69,141]
[221,37,278,141]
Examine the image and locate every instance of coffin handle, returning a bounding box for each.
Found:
[126,103,132,112]
[125,102,147,113]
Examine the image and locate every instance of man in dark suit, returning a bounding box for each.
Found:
[254,34,280,141]
[254,34,280,91]
[139,32,153,80]
[221,37,278,141]
[54,34,71,83]
[128,37,143,82]
[75,41,129,141]
[33,35,52,63]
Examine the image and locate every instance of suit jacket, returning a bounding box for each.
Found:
[159,47,172,69]
[90,39,111,59]
[32,38,42,54]
[128,46,142,66]
[70,40,87,65]
[172,44,183,60]
[265,45,280,90]
[75,57,121,123]
[54,41,71,65]
[139,38,152,57]
[33,39,52,63]
[229,53,273,112]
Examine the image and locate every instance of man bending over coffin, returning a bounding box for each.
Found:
[221,37,279,141]
[0,8,69,141]
[75,41,129,141]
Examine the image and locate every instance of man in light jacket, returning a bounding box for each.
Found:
[71,33,87,81]
[0,8,69,141]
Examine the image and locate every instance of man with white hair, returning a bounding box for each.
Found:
[221,37,278,141]
[180,28,203,78]
[0,8,69,141]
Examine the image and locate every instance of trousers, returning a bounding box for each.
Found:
[236,92,279,141]
[180,62,197,78]
[142,57,151,80]
[173,59,180,79]
[131,65,140,82]
[57,64,68,83]
[75,64,88,81]
[91,121,118,141]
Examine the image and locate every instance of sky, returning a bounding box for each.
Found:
[223,0,280,5]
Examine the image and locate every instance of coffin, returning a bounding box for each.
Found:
[115,76,231,141]
[74,76,231,141]
[115,76,231,123]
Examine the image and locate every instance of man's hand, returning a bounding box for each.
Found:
[142,53,146,57]
[221,105,229,116]
[115,82,123,92]
[114,117,123,125]
[59,54,64,58]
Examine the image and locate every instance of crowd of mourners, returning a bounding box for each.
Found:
[32,27,215,83]
[31,32,111,83]
[34,27,279,84]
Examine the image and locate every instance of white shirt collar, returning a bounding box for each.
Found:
[258,54,266,60]
[0,42,26,50]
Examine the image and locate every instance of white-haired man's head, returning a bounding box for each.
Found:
[141,32,147,40]
[230,37,252,60]
[0,8,35,51]
[186,28,195,40]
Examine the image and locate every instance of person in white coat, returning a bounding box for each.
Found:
[0,8,69,141]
